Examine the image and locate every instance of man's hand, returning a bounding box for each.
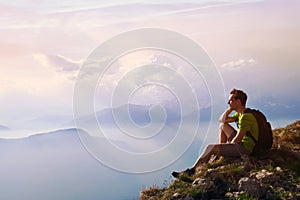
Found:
[228,107,234,112]
[219,107,235,123]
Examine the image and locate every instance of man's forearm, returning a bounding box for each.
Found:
[219,108,233,122]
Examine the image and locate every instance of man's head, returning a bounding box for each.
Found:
[228,89,247,110]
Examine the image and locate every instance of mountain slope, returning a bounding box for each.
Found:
[0,129,154,200]
[71,103,212,128]
[0,127,204,200]
[0,125,10,131]
[140,120,300,199]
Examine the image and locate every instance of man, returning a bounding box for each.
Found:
[172,89,259,178]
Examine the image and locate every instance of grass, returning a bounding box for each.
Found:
[228,193,258,200]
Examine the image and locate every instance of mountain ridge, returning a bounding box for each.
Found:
[140,120,300,199]
[0,128,154,200]
[72,103,212,128]
[0,125,10,131]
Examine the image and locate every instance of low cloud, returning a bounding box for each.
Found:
[34,53,81,73]
[220,58,256,70]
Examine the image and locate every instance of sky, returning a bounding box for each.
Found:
[0,0,300,131]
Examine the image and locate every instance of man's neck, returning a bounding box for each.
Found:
[236,106,246,114]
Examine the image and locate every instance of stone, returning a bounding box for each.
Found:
[238,177,265,197]
[192,178,206,186]
[275,166,283,172]
[205,168,219,180]
[226,191,246,198]
[241,154,250,163]
[173,192,181,198]
[249,170,279,183]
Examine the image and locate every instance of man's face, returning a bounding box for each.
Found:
[228,94,238,110]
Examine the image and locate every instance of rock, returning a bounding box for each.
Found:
[172,193,194,200]
[173,192,181,198]
[204,168,220,180]
[241,154,250,163]
[226,191,246,198]
[192,178,206,186]
[275,166,283,172]
[238,170,278,197]
[249,170,279,183]
[238,177,265,197]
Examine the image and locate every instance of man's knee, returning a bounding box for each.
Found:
[220,122,235,132]
[219,122,229,131]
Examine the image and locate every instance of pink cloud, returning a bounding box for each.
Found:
[33,53,81,72]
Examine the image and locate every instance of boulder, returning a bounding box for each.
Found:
[238,177,265,197]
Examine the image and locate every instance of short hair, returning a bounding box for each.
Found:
[230,89,247,106]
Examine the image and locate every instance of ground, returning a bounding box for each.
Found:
[140,120,300,200]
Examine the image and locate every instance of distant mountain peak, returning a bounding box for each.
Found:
[0,125,10,131]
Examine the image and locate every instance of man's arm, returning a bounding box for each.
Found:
[231,130,246,144]
[219,108,235,123]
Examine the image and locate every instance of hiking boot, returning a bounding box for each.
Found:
[171,168,195,178]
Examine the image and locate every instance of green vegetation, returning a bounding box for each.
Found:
[140,121,300,200]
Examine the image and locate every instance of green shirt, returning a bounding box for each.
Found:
[232,112,259,153]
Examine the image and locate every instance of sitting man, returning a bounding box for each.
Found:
[172,89,259,177]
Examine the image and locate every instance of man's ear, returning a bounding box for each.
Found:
[236,99,242,106]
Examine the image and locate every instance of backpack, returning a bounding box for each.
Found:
[244,108,273,155]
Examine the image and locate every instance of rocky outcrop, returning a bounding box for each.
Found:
[140,120,300,199]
